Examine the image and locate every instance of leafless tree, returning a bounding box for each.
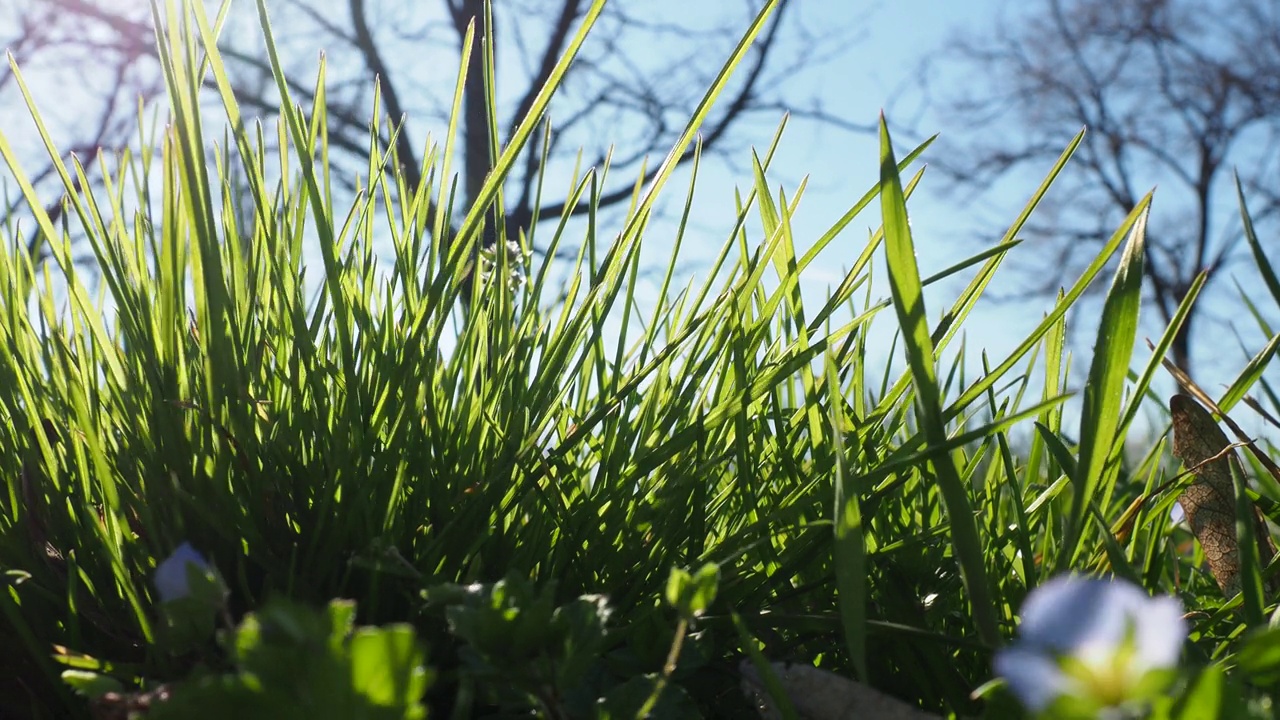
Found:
[0,1,161,262]
[931,0,1280,374]
[2,0,868,274]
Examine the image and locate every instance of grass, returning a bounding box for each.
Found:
[3,0,1280,718]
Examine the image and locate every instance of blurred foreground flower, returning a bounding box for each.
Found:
[153,542,229,653]
[154,542,224,604]
[994,576,1186,717]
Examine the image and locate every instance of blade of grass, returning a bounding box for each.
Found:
[827,352,867,681]
[878,113,998,646]
[1055,200,1149,570]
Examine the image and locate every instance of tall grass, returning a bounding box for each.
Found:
[3,0,1280,718]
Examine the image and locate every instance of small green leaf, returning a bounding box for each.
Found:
[665,563,719,620]
[348,625,431,716]
[550,594,611,688]
[61,669,124,699]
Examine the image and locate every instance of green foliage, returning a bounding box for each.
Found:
[3,0,1280,717]
[426,577,606,713]
[664,564,719,622]
[65,598,432,720]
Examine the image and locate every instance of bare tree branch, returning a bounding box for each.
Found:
[932,0,1280,374]
[3,0,871,281]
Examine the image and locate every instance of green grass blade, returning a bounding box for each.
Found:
[878,114,999,646]
[827,352,867,681]
[1056,200,1150,570]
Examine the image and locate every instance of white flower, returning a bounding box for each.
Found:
[154,542,216,603]
[994,575,1186,714]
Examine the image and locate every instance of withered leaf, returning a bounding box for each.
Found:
[1170,394,1277,597]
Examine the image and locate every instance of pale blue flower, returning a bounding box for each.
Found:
[154,542,216,603]
[994,575,1186,714]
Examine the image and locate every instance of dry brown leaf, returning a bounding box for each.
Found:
[1170,394,1277,597]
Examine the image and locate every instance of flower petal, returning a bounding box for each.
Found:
[154,542,212,603]
[1017,575,1179,661]
[994,646,1076,711]
[1131,594,1187,672]
[997,575,1188,715]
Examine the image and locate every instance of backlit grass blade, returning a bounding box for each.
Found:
[1117,271,1205,439]
[827,352,867,681]
[946,196,1149,420]
[1236,172,1280,310]
[866,131,1091,427]
[878,113,999,646]
[1056,201,1149,570]
[451,0,607,252]
[931,129,1084,353]
[1217,331,1280,413]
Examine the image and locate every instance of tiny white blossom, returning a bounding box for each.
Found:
[994,575,1186,714]
[154,542,215,603]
